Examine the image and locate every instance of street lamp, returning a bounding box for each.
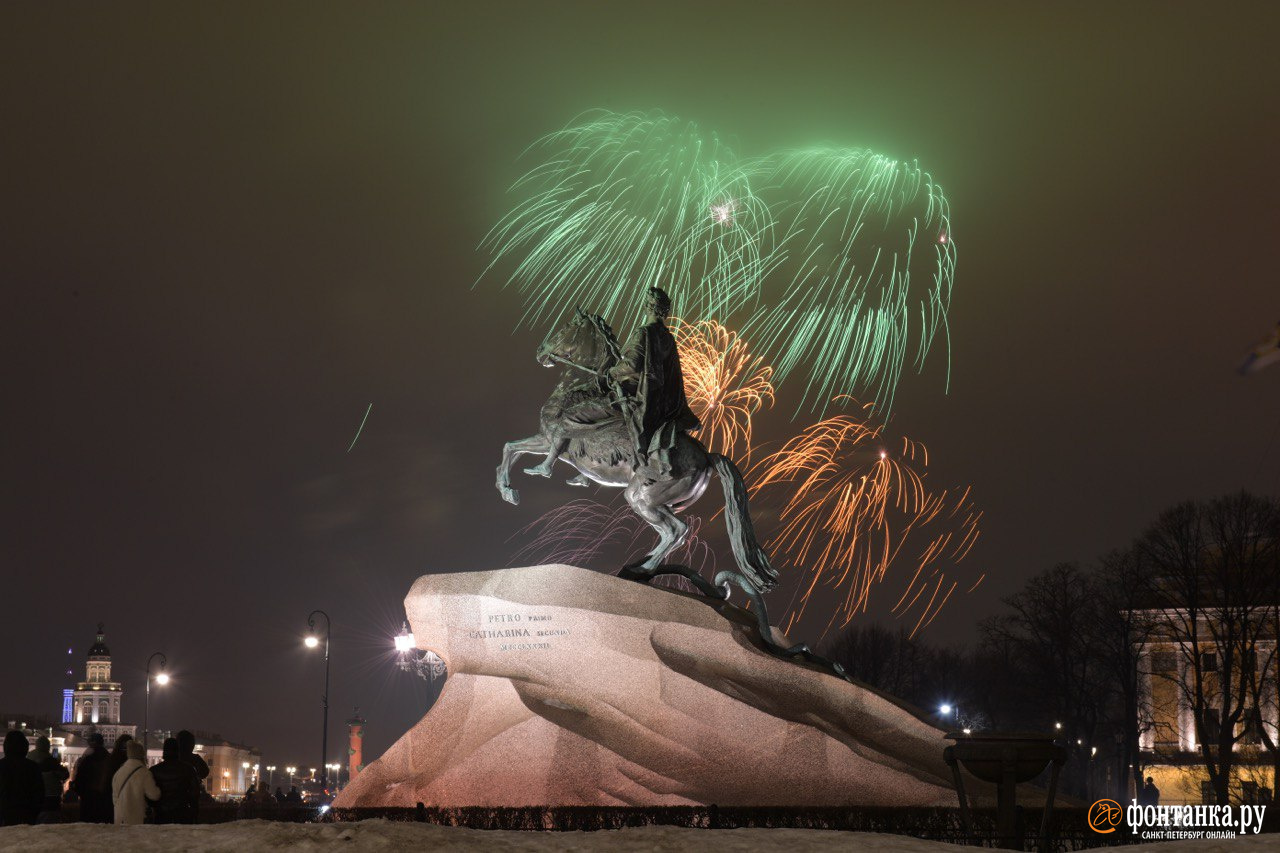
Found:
[286,766,297,788]
[305,610,331,792]
[144,652,169,750]
[266,765,277,789]
[395,621,447,681]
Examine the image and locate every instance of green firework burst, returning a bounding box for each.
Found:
[746,148,954,413]
[479,110,777,334]
[478,110,954,414]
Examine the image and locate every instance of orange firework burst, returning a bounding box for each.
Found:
[748,403,982,638]
[674,319,775,462]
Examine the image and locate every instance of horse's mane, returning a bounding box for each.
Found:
[577,311,621,368]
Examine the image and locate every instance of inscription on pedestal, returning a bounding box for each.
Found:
[470,610,572,651]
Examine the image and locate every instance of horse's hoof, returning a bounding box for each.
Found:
[501,488,521,506]
[523,467,551,479]
[718,581,732,601]
[566,475,589,487]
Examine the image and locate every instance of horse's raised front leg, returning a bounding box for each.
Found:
[496,434,552,506]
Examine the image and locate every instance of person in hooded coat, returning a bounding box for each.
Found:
[72,732,113,822]
[108,734,133,779]
[149,737,199,824]
[176,730,209,821]
[0,730,44,826]
[112,740,160,825]
[26,735,69,822]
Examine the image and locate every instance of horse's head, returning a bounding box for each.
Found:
[536,308,611,370]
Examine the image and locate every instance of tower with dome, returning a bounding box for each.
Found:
[61,623,136,748]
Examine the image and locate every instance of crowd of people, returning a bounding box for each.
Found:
[0,728,215,826]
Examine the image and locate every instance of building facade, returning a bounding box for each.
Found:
[12,623,262,801]
[1137,613,1278,805]
[59,623,136,749]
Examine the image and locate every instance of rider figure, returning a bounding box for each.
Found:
[524,287,699,482]
[609,287,701,477]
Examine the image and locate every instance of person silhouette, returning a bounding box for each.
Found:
[1,730,44,826]
[72,732,113,823]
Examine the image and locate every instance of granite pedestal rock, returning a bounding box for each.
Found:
[336,564,971,807]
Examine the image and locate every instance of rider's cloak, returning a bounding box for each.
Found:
[619,320,701,455]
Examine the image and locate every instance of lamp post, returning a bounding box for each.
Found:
[305,610,331,792]
[144,652,169,750]
[266,765,277,790]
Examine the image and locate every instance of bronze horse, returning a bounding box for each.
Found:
[496,310,777,599]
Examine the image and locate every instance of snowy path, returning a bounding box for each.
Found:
[0,820,1275,851]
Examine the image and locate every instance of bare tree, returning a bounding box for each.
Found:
[1139,492,1280,804]
[821,623,980,728]
[980,563,1110,798]
[1093,547,1159,801]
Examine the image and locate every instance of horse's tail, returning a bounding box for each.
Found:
[710,454,778,593]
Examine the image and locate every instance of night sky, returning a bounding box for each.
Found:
[5,3,1279,769]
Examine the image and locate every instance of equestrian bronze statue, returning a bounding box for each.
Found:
[497,288,841,668]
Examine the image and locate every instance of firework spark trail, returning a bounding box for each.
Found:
[673,318,775,463]
[479,110,778,336]
[478,111,954,415]
[509,497,717,579]
[347,403,373,452]
[747,404,982,639]
[744,149,955,415]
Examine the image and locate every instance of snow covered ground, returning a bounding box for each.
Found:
[0,820,1276,852]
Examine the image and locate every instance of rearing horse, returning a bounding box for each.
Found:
[495,310,778,597]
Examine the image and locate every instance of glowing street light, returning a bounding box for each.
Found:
[305,610,332,791]
[144,651,169,749]
[395,622,447,681]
